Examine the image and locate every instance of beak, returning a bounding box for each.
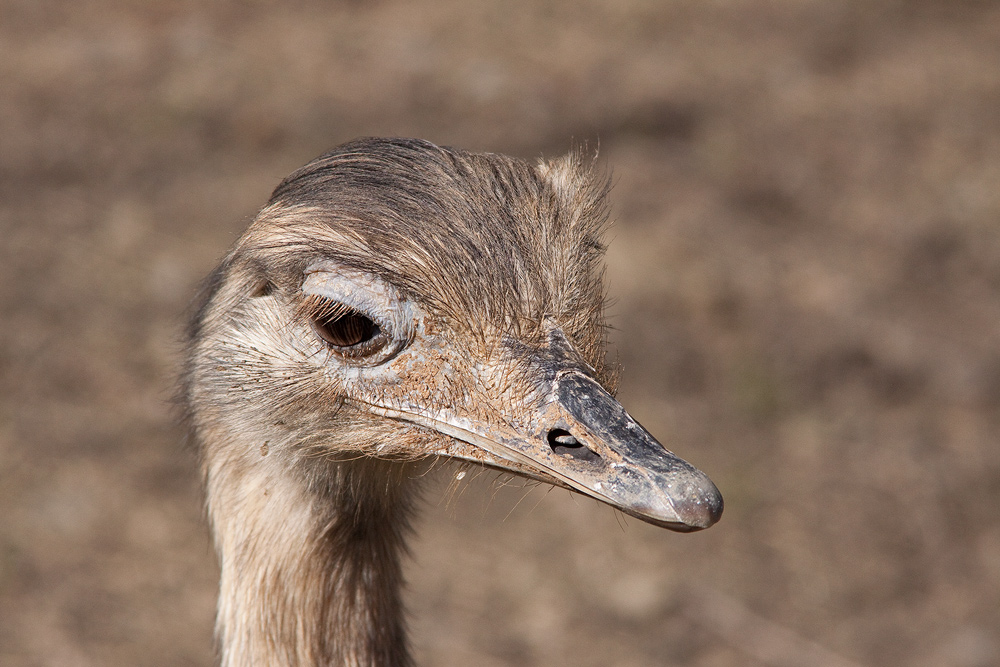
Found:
[373,327,723,532]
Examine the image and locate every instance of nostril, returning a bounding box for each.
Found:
[547,428,601,462]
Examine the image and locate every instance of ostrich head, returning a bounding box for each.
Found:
[182,137,721,666]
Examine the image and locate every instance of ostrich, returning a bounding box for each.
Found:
[182,137,722,667]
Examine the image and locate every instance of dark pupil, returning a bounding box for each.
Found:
[314,310,380,348]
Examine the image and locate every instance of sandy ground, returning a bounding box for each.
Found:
[2,1,999,665]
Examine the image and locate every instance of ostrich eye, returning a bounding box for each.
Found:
[306,297,389,358]
[300,269,411,364]
[313,308,381,348]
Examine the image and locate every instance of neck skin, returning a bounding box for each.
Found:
[206,450,418,667]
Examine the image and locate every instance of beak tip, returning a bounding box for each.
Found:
[627,474,723,532]
[676,479,724,529]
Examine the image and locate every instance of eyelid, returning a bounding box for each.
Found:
[302,267,403,318]
[299,294,370,328]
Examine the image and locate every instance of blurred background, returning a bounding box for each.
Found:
[2,1,999,665]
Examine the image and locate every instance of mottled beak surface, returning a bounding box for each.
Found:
[539,371,723,530]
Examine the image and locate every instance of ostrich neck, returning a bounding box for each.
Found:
[208,450,418,667]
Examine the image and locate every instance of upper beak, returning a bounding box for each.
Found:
[371,329,723,532]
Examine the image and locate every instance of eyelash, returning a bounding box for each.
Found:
[300,295,387,356]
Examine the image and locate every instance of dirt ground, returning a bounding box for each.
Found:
[2,1,999,665]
